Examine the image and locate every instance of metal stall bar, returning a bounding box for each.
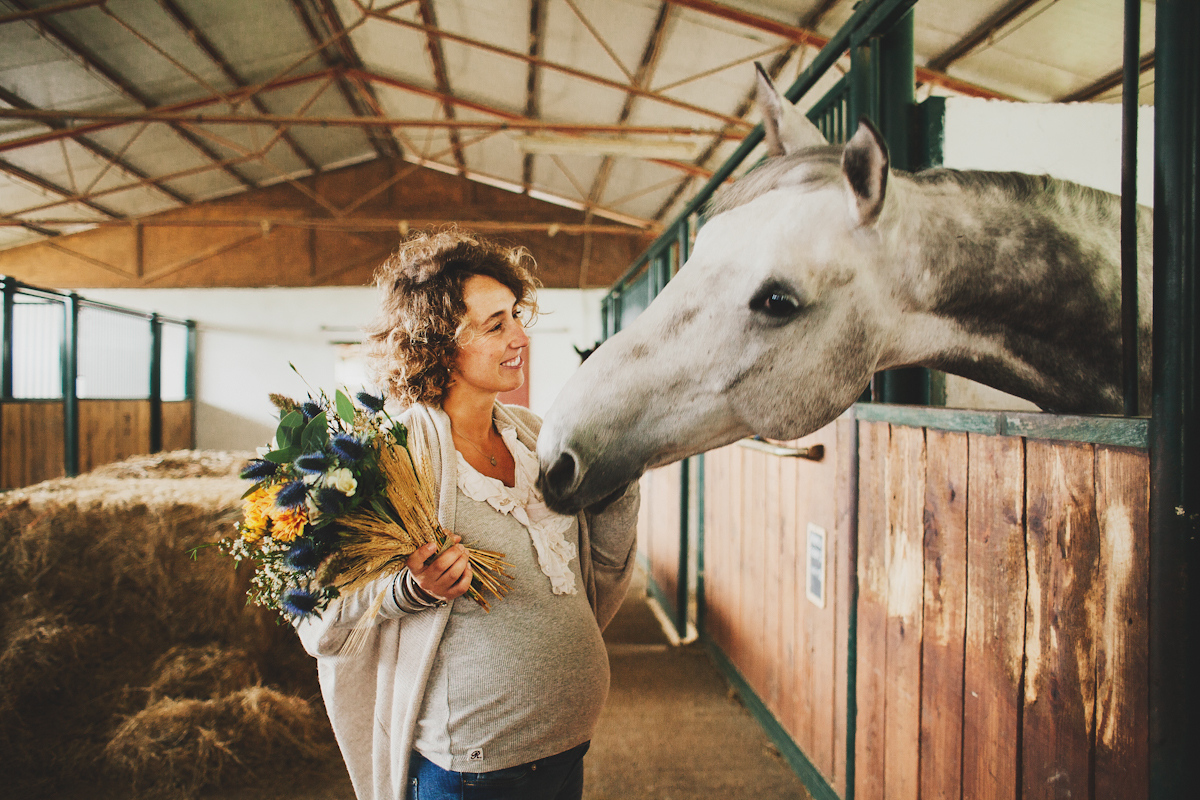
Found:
[1150,1,1200,796]
[61,292,78,477]
[1121,0,1141,416]
[2,277,14,400]
[149,313,163,453]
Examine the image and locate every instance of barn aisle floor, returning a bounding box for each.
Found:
[208,566,811,800]
[585,567,812,800]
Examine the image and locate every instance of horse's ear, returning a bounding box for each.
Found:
[841,118,890,226]
[756,63,827,157]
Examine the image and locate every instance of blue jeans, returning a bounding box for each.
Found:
[407,742,589,800]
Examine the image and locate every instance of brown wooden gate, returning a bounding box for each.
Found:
[638,410,1150,800]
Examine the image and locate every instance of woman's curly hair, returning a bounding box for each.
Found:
[365,230,540,407]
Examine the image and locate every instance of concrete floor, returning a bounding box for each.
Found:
[584,569,812,800]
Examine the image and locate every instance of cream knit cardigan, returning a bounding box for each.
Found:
[294,402,639,800]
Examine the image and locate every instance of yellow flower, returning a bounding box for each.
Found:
[243,484,280,530]
[270,505,308,543]
[240,524,267,544]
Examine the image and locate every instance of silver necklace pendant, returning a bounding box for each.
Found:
[488,454,497,466]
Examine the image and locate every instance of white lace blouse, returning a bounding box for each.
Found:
[454,419,578,595]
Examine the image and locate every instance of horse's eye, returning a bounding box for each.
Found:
[750,286,802,319]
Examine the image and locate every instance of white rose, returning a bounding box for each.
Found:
[327,467,358,497]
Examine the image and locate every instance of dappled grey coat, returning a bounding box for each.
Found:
[294,401,640,800]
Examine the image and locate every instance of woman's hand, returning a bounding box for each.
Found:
[406,535,473,602]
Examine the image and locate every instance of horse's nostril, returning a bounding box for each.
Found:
[544,451,580,499]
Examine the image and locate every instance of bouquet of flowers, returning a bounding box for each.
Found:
[220,388,511,624]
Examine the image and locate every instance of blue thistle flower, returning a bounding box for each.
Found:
[240,459,277,480]
[295,452,331,474]
[301,401,322,419]
[330,434,366,463]
[356,391,386,413]
[281,588,318,617]
[284,539,321,572]
[275,479,308,509]
[314,487,345,513]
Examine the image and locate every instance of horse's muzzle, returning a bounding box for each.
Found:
[538,449,582,514]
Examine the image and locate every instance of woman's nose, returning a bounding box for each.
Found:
[512,322,530,348]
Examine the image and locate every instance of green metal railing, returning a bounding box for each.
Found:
[1,276,196,478]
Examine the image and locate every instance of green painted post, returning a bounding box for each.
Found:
[2,277,14,400]
[1150,0,1200,795]
[185,320,197,401]
[149,314,163,453]
[62,293,79,477]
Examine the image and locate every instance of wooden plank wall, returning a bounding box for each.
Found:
[855,422,1149,800]
[638,462,683,618]
[162,401,195,452]
[0,400,196,489]
[698,420,852,796]
[1,401,66,488]
[78,400,150,473]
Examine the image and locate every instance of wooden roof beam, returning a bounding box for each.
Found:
[354,68,715,183]
[0,155,122,220]
[0,217,650,235]
[156,0,322,174]
[9,152,263,218]
[363,7,753,129]
[416,0,467,174]
[1057,51,1156,103]
[800,0,844,30]
[0,84,189,205]
[0,0,102,26]
[585,2,672,212]
[926,0,1045,73]
[0,69,335,155]
[0,107,737,136]
[663,0,1010,99]
[288,0,402,159]
[4,0,256,189]
[523,0,547,193]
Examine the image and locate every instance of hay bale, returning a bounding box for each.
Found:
[104,686,333,799]
[0,450,330,799]
[0,608,100,712]
[86,450,248,481]
[148,644,260,702]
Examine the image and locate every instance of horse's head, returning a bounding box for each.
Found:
[539,68,896,514]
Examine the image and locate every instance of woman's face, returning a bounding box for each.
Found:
[450,274,530,399]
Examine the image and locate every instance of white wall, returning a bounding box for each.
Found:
[937,98,1154,411]
[86,286,607,452]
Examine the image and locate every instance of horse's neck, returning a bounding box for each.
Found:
[878,172,1140,414]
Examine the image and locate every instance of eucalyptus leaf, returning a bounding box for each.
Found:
[302,411,329,451]
[335,390,355,424]
[276,410,305,449]
[263,447,299,464]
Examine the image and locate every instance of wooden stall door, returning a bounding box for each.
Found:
[78,400,151,474]
[1,401,66,488]
[854,423,1149,800]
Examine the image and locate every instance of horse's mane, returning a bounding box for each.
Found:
[708,145,1124,219]
[707,146,844,216]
